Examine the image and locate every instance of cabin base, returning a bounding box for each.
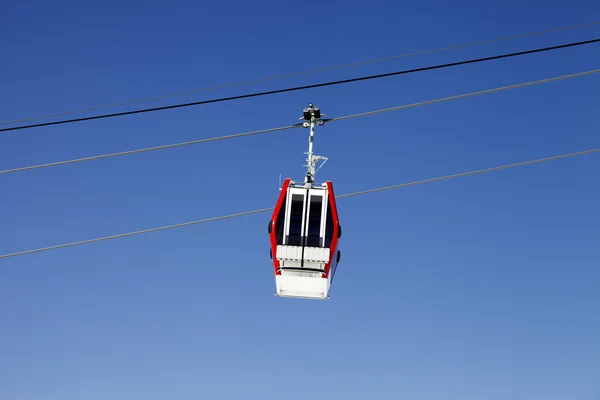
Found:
[274,274,330,300]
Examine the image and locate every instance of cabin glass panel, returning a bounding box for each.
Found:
[275,194,287,245]
[286,193,305,246]
[306,194,323,247]
[324,202,334,248]
[281,187,331,249]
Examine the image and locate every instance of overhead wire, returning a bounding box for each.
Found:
[0,125,301,175]
[1,68,598,176]
[1,146,598,260]
[1,20,598,127]
[1,37,599,134]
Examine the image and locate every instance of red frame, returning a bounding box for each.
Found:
[323,181,340,279]
[268,179,340,279]
[269,178,291,277]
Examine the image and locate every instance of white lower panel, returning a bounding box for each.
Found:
[303,246,330,263]
[275,274,330,300]
[276,245,330,263]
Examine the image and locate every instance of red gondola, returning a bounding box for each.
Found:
[268,104,342,300]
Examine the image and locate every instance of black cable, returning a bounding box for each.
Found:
[2,37,598,134]
[3,21,599,127]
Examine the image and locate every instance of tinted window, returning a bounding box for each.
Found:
[306,196,322,247]
[275,194,287,245]
[287,194,304,246]
[324,202,334,248]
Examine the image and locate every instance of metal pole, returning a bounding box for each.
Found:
[300,103,327,188]
[305,117,316,186]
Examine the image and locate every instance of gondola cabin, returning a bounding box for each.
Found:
[268,178,341,299]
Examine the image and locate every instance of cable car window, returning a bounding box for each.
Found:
[324,202,334,248]
[287,194,305,246]
[306,196,323,247]
[275,194,287,245]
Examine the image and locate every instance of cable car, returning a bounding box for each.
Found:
[268,104,342,300]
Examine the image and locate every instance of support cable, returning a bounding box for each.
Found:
[1,21,598,127]
[1,37,598,133]
[1,68,598,176]
[1,146,598,260]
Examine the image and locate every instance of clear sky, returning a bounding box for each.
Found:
[1,0,599,399]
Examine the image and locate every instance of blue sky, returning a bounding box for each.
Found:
[1,0,599,399]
